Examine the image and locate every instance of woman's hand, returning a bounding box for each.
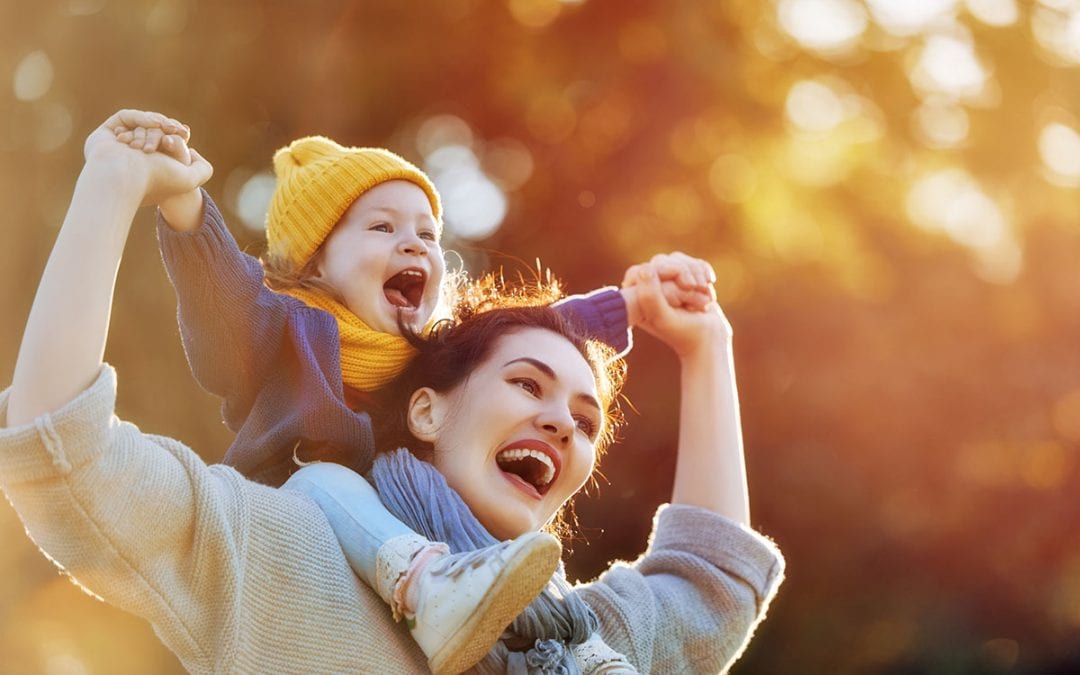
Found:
[83,109,211,208]
[624,257,730,362]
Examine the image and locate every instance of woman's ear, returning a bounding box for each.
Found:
[407,387,443,442]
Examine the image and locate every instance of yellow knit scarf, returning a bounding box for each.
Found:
[283,287,416,391]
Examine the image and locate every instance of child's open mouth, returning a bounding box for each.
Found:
[383,269,426,310]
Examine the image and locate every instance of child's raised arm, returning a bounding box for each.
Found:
[8,109,211,426]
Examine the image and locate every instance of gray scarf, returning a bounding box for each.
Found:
[368,448,617,674]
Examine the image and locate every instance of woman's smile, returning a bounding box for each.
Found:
[423,328,601,539]
[494,438,563,499]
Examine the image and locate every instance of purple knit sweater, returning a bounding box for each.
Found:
[157,191,630,487]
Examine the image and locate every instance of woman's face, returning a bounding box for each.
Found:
[415,328,604,540]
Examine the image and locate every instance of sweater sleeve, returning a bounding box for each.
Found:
[156,190,291,430]
[0,366,252,673]
[553,287,631,357]
[576,504,784,674]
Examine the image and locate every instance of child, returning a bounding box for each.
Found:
[117,113,714,673]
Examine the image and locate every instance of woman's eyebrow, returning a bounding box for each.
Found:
[504,357,555,378]
[503,357,601,412]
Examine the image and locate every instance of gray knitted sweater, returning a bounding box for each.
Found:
[0,366,784,674]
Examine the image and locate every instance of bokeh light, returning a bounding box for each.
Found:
[906,168,1021,282]
[913,99,970,148]
[965,0,1019,26]
[231,170,276,232]
[777,0,867,54]
[865,0,958,36]
[909,33,989,101]
[13,51,53,102]
[1039,122,1080,186]
[425,144,508,240]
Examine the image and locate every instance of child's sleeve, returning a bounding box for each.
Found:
[156,190,291,430]
[553,287,631,357]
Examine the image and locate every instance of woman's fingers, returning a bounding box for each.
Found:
[649,252,717,290]
[663,284,714,311]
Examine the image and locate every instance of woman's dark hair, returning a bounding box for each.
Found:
[371,273,626,536]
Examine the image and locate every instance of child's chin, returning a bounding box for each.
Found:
[393,307,425,334]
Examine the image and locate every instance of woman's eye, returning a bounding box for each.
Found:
[511,378,540,396]
[574,415,597,438]
[370,223,391,233]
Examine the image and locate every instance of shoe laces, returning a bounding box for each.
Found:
[427,543,507,579]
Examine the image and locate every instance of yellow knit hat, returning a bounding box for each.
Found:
[266,136,443,267]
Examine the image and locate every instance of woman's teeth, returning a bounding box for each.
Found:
[496,448,555,487]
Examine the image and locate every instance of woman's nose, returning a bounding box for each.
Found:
[537,410,572,447]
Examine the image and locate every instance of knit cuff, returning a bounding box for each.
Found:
[553,287,632,357]
[157,189,254,278]
[0,365,119,487]
[648,504,785,605]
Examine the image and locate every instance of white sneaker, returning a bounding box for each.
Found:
[408,532,561,675]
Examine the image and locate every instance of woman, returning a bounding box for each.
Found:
[0,111,783,672]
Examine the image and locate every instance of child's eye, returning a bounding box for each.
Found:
[419,230,438,242]
[574,415,597,439]
[370,223,392,233]
[510,378,540,396]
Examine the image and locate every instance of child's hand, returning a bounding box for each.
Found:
[83,109,211,208]
[114,119,192,164]
[620,252,717,327]
[114,118,205,231]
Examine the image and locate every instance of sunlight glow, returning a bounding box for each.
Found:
[1039,122,1080,185]
[13,51,53,102]
[416,115,474,158]
[913,101,970,148]
[233,171,276,232]
[483,138,534,191]
[866,0,959,36]
[709,153,758,204]
[910,34,989,100]
[786,80,846,133]
[777,0,868,53]
[426,145,508,240]
[1032,5,1080,64]
[907,169,1020,282]
[965,0,1019,26]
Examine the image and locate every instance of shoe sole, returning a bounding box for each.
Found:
[428,535,562,675]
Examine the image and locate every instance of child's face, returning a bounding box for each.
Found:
[315,180,445,335]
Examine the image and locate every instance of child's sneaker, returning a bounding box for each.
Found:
[376,531,561,675]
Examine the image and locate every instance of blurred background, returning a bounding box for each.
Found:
[2,0,1080,672]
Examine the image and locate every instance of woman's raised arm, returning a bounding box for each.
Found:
[626,257,750,526]
[7,110,210,427]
